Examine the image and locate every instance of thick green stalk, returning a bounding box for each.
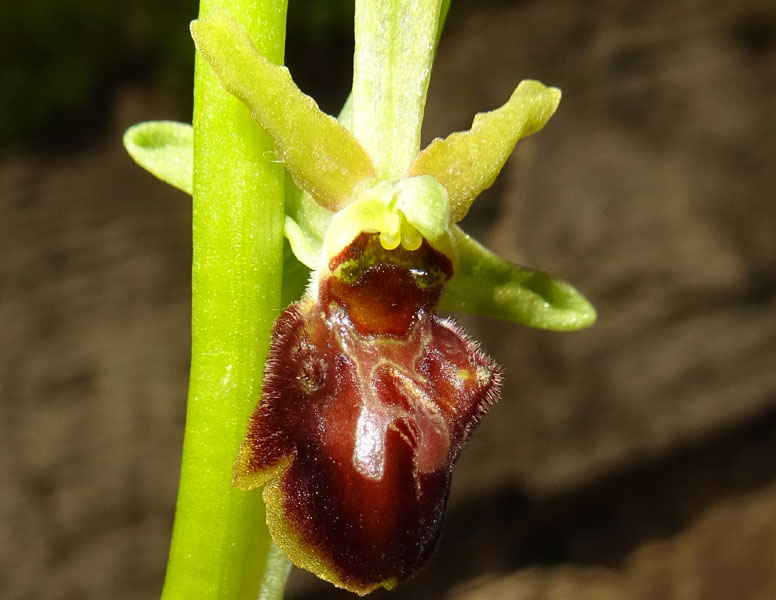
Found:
[160,1,290,599]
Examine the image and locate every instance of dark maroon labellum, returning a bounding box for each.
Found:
[234,233,501,595]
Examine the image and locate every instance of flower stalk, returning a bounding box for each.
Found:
[159,1,291,599]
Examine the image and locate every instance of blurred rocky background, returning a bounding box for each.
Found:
[1,0,775,599]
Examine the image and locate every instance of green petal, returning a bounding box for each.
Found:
[191,9,375,211]
[409,80,561,222]
[439,227,596,331]
[352,0,443,179]
[122,121,193,194]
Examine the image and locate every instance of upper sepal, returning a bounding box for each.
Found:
[440,226,596,331]
[351,0,443,179]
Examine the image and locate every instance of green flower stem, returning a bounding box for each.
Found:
[159,1,290,599]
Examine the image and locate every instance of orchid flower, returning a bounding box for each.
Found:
[124,1,595,595]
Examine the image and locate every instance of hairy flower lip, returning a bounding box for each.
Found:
[234,230,501,594]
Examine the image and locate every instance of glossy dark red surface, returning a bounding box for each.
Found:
[236,233,500,592]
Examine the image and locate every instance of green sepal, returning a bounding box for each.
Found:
[439,227,596,331]
[352,0,442,179]
[191,9,376,212]
[122,121,193,194]
[409,80,561,223]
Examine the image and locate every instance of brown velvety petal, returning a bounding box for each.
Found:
[234,234,500,594]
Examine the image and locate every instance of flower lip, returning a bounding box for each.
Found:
[234,266,501,594]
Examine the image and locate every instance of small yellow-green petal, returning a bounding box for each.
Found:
[191,9,375,211]
[122,121,193,195]
[439,226,596,331]
[409,80,561,223]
